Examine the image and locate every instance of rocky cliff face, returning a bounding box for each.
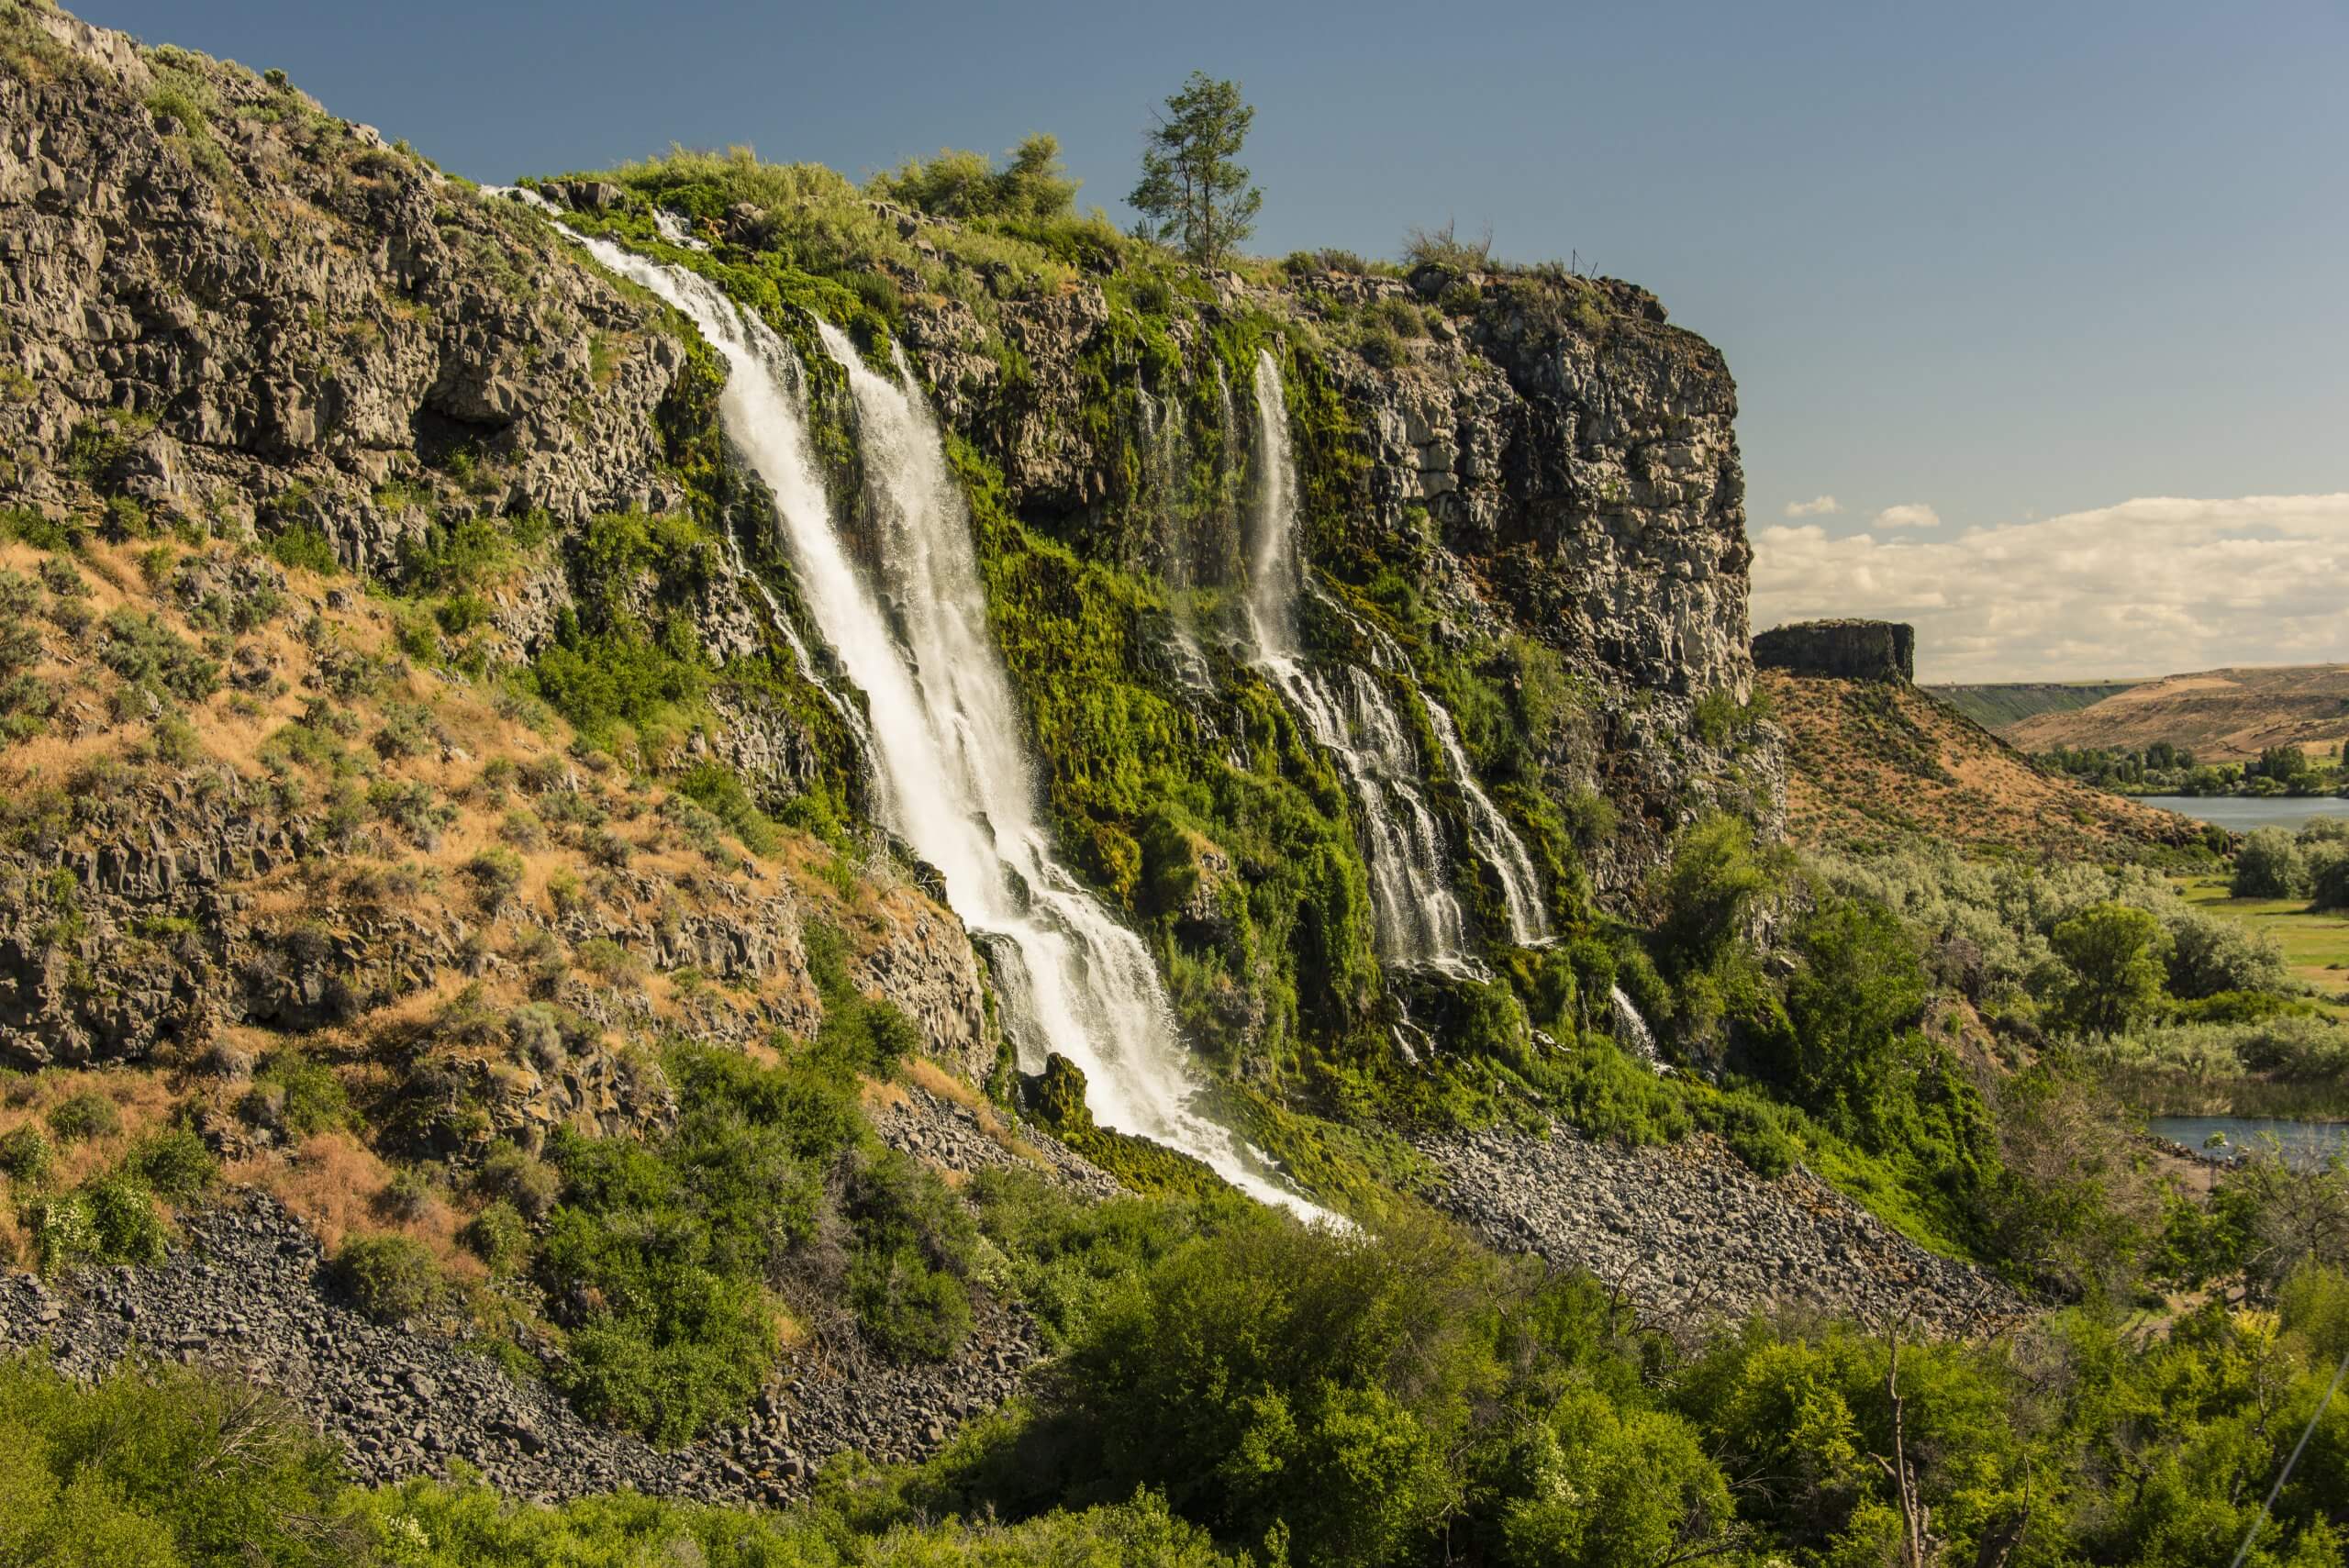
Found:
[1,0,1777,1099]
[0,5,991,1087]
[1754,618,1916,683]
[889,246,1780,890]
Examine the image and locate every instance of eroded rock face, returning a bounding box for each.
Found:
[893,263,1782,889]
[0,15,689,566]
[1755,618,1916,683]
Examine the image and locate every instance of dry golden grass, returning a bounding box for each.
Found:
[0,1066,181,1190]
[1766,671,2197,857]
[230,1129,484,1282]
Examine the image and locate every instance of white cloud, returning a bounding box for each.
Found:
[1783,494,1841,517]
[1752,494,2349,682]
[1874,502,1942,529]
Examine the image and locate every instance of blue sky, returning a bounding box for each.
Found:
[95,0,2349,677]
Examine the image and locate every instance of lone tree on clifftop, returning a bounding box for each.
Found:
[1129,72,1262,268]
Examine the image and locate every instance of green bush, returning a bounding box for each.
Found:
[2233,827,2309,898]
[330,1232,440,1323]
[128,1129,217,1201]
[870,133,1080,223]
[44,1090,120,1144]
[460,1199,531,1274]
[2048,901,2170,1037]
[534,1042,861,1444]
[83,1175,167,1264]
[0,1125,50,1185]
[249,1051,352,1138]
[2312,850,2349,912]
[263,522,339,574]
[0,1355,349,1565]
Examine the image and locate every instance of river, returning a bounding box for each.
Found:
[2148,1114,2349,1168]
[2141,795,2349,833]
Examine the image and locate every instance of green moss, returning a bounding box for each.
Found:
[1025,1054,1230,1199]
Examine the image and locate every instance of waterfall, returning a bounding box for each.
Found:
[1609,984,1670,1075]
[651,207,710,252]
[1243,349,1556,960]
[557,236,1324,1221]
[1241,350,1470,966]
[1424,702,1552,945]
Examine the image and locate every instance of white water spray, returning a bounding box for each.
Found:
[1609,984,1670,1075]
[559,236,1324,1219]
[1425,701,1552,945]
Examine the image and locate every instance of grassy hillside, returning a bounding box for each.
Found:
[2002,663,2349,762]
[1765,669,2207,856]
[1925,679,2143,730]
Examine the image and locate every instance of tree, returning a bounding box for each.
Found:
[1781,897,1928,1127]
[2232,827,2310,899]
[2047,901,2168,1037]
[1129,72,1262,267]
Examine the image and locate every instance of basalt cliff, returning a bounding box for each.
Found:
[0,0,1823,1505]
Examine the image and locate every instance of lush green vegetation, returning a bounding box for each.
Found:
[2040,738,2349,798]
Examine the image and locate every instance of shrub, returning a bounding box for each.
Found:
[2164,906,2287,998]
[476,1141,562,1221]
[128,1129,217,1201]
[250,1051,351,1137]
[263,523,338,574]
[2312,851,2349,912]
[847,1148,977,1360]
[45,1090,121,1144]
[0,1125,51,1185]
[330,1232,440,1322]
[851,1247,974,1361]
[0,1356,350,1564]
[2232,828,2309,898]
[871,133,1079,223]
[461,1199,531,1273]
[464,846,526,911]
[2047,901,2169,1038]
[84,1175,167,1264]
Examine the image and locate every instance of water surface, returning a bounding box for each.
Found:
[2141,795,2349,833]
[2148,1114,2349,1167]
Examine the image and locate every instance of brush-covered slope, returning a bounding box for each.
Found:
[1765,667,2205,855]
[2000,662,2349,762]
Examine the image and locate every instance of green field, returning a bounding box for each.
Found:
[1923,679,2143,730]
[2175,873,2349,1016]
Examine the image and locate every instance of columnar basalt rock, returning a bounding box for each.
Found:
[1754,618,1917,683]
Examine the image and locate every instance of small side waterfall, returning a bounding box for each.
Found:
[1609,984,1670,1074]
[1242,351,1468,965]
[560,236,1326,1222]
[1242,350,1554,963]
[1425,701,1552,945]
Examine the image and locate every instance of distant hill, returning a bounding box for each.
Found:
[1999,664,2349,762]
[1924,680,2144,731]
[1764,670,2204,856]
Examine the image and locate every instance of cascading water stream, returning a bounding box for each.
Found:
[1241,350,1473,965]
[553,228,1326,1221]
[1424,701,1552,945]
[1242,349,1556,959]
[1609,984,1670,1074]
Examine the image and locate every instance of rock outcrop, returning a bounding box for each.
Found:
[1418,1122,2023,1339]
[1755,618,1916,683]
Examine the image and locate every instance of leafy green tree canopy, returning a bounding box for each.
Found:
[1129,72,1263,266]
[2049,900,2169,1037]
